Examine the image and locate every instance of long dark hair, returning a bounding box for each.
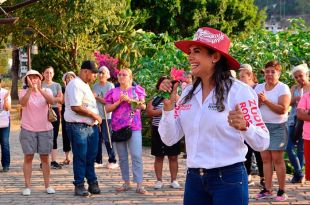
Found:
[181,48,233,112]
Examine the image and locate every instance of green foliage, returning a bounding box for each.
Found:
[132,39,188,101]
[230,18,310,87]
[131,0,266,38]
[31,46,72,83]
[0,0,148,79]
[0,49,10,74]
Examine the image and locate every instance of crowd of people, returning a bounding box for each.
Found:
[0,26,309,205]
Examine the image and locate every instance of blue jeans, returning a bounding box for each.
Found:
[286,125,304,177]
[184,163,248,205]
[115,130,143,183]
[0,124,10,168]
[96,119,117,164]
[66,123,99,185]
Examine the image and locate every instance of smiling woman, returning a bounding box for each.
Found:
[42,66,63,170]
[158,27,270,205]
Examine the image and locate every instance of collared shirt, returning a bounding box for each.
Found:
[159,79,270,169]
[64,77,99,125]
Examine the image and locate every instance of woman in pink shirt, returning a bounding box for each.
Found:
[19,70,55,196]
[105,68,147,194]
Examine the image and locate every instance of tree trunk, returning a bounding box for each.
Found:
[11,48,20,100]
[70,47,78,73]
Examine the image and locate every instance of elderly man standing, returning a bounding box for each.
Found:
[64,60,102,196]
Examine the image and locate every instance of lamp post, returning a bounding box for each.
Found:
[26,42,38,70]
[23,27,38,71]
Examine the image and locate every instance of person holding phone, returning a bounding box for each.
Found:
[19,70,55,196]
[158,27,269,205]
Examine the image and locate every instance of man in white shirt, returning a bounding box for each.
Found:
[64,60,102,196]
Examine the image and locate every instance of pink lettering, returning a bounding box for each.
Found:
[248,99,257,107]
[251,106,258,115]
[240,102,246,109]
[253,115,262,123]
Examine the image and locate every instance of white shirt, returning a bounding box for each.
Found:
[64,77,99,125]
[254,82,291,123]
[159,79,270,169]
[0,88,11,127]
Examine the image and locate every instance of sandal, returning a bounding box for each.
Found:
[60,159,70,165]
[116,183,131,192]
[136,186,147,195]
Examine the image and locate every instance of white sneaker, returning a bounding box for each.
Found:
[94,163,104,168]
[154,181,163,189]
[22,188,31,196]
[107,163,119,169]
[46,186,55,194]
[170,180,181,189]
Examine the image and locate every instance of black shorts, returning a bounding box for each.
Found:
[151,125,181,157]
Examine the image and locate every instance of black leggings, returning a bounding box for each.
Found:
[245,142,264,178]
[61,107,71,152]
[51,107,60,150]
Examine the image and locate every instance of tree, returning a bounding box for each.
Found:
[131,0,266,38]
[0,0,148,84]
[230,18,310,86]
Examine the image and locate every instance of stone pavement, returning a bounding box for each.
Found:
[0,130,309,205]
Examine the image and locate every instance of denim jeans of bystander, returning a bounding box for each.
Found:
[0,124,10,169]
[66,123,99,185]
[286,125,304,179]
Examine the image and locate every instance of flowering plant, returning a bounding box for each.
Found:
[170,67,187,81]
[94,51,119,81]
[157,67,187,99]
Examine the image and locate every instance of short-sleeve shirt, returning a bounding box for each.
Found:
[19,88,53,132]
[64,77,99,125]
[42,82,61,108]
[297,93,310,140]
[151,98,164,126]
[93,82,114,119]
[104,85,146,131]
[255,82,291,123]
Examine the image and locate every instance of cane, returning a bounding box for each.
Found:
[103,105,112,148]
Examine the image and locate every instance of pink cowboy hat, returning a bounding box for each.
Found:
[175,27,240,70]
